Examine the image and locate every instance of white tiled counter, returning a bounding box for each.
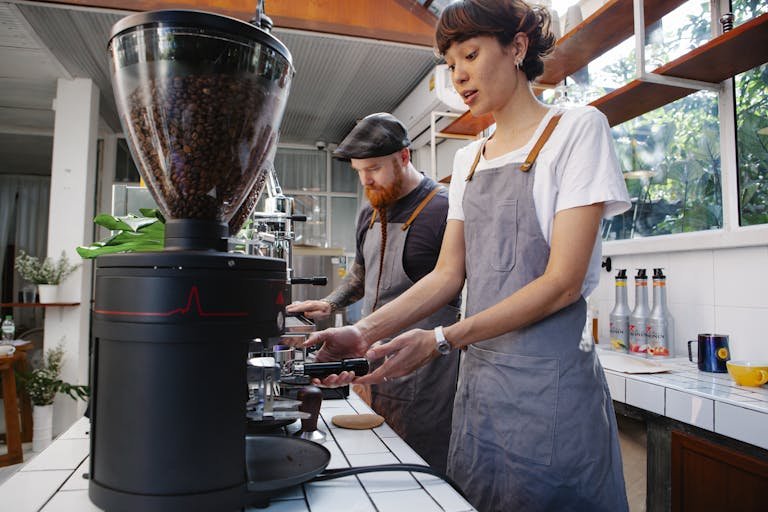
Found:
[598,349,768,450]
[0,393,475,512]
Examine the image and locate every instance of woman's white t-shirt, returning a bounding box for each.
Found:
[447,105,631,297]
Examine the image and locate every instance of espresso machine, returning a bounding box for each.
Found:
[88,7,336,511]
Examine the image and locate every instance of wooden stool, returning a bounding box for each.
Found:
[0,351,23,467]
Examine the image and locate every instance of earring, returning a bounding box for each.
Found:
[516,58,523,69]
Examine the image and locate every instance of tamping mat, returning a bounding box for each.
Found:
[331,413,385,429]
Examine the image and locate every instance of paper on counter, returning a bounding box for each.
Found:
[598,351,672,374]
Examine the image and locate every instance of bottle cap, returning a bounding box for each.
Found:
[635,268,647,279]
[616,269,627,279]
[653,268,666,279]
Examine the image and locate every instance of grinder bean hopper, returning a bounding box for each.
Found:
[89,8,329,511]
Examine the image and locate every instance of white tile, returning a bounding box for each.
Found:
[20,438,89,472]
[713,246,768,308]
[41,490,103,512]
[665,388,713,430]
[715,402,768,450]
[368,488,444,512]
[246,497,309,511]
[380,437,427,465]
[667,250,714,306]
[305,476,376,512]
[372,422,399,439]
[670,303,716,359]
[57,418,90,440]
[626,380,665,415]
[60,457,89,491]
[0,470,72,512]
[331,428,388,455]
[604,372,626,402]
[320,402,357,415]
[323,440,350,470]
[346,452,420,493]
[269,484,305,501]
[714,306,768,361]
[419,481,476,512]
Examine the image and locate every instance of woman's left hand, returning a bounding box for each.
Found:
[355,328,437,385]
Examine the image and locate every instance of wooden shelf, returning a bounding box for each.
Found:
[0,302,80,308]
[440,10,768,135]
[593,12,768,126]
[538,0,688,86]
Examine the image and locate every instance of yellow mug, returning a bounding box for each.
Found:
[726,361,768,387]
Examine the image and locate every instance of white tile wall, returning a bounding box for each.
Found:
[595,245,768,366]
[626,380,665,415]
[714,402,768,450]
[712,246,768,308]
[714,306,768,361]
[665,388,714,431]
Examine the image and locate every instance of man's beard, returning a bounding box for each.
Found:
[365,159,405,209]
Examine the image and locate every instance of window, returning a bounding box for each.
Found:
[274,147,360,252]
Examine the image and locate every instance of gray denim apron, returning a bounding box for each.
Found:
[362,183,461,473]
[448,115,628,512]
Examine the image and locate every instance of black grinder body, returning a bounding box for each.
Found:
[89,251,286,512]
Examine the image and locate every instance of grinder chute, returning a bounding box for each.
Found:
[88,9,329,512]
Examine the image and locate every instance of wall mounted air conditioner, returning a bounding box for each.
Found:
[393,64,468,149]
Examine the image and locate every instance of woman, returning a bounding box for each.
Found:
[305,1,631,510]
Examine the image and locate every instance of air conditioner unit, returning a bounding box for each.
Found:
[393,64,468,149]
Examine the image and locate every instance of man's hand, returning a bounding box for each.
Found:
[303,325,370,387]
[286,300,333,320]
[355,328,438,385]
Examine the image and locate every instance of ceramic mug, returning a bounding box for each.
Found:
[0,345,16,357]
[688,333,730,373]
[726,361,768,387]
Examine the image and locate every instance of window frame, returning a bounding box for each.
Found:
[603,0,767,256]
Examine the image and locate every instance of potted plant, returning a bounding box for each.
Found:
[17,343,89,452]
[14,250,80,303]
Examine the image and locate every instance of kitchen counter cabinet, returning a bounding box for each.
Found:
[0,393,475,512]
[599,350,768,511]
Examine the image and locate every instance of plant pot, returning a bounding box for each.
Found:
[33,404,54,452]
[37,284,58,304]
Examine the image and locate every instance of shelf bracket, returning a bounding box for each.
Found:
[633,0,721,93]
[430,110,466,182]
[637,71,721,92]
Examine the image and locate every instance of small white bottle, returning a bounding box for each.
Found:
[629,269,650,355]
[1,315,15,343]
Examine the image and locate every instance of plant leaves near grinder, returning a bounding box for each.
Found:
[76,210,165,259]
[108,10,294,233]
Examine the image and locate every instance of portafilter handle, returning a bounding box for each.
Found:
[294,385,325,443]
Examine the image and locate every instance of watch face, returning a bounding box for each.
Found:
[437,340,451,355]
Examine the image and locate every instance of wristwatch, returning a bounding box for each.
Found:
[434,325,452,356]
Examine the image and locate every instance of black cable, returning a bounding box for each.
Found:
[311,464,469,502]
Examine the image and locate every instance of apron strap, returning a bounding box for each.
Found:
[401,186,441,231]
[520,113,563,172]
[465,112,564,180]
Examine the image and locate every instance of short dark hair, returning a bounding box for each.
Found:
[435,0,556,82]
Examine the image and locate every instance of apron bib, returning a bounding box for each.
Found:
[361,184,460,473]
[448,115,628,512]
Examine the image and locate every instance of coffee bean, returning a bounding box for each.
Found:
[125,74,278,230]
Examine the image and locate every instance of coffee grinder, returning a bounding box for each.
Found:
[89,9,330,511]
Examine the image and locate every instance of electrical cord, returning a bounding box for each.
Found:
[311,464,469,502]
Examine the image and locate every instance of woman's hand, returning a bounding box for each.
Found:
[286,300,333,320]
[303,325,370,387]
[355,328,438,385]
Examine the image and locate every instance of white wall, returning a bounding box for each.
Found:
[590,244,768,362]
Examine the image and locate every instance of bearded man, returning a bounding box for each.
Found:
[287,112,460,473]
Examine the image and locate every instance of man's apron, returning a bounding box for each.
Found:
[447,115,628,511]
[362,185,461,473]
